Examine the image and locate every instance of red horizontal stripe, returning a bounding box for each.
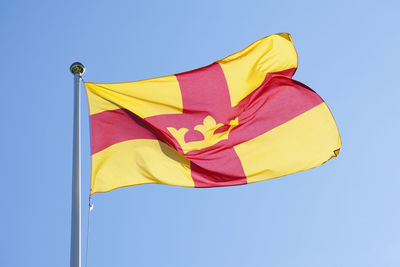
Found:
[228,71,324,146]
[90,109,171,154]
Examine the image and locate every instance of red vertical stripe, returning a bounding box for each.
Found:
[175,63,247,187]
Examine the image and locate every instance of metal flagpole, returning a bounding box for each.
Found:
[70,62,85,267]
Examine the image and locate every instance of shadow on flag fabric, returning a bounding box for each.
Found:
[85,33,341,194]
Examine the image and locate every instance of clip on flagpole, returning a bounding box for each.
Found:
[70,62,85,267]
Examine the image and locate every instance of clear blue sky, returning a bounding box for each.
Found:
[1,0,399,266]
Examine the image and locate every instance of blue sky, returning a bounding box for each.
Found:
[1,0,399,266]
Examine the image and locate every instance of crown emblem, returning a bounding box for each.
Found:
[167,115,239,153]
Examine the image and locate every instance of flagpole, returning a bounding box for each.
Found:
[70,62,85,267]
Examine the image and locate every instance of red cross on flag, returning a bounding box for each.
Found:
[85,33,341,194]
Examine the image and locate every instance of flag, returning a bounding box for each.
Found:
[85,33,341,194]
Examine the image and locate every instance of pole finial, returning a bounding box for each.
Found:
[70,62,85,75]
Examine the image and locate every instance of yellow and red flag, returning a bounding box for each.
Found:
[85,33,341,194]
